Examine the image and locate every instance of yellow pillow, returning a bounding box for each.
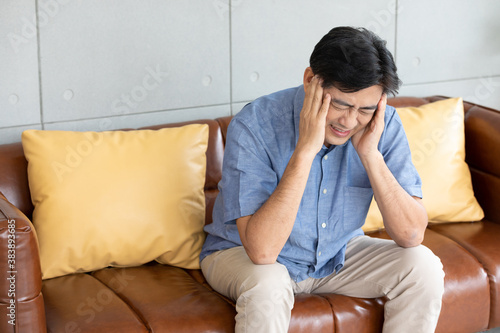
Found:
[363,97,484,232]
[22,125,208,279]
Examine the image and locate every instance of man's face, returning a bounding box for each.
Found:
[322,84,383,147]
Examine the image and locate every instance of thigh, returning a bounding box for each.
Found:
[310,235,442,298]
[201,246,292,301]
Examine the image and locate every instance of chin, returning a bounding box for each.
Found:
[325,135,350,147]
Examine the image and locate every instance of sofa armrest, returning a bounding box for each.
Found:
[464,101,500,224]
[0,192,46,333]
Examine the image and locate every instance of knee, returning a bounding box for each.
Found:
[235,263,294,329]
[400,245,445,294]
[240,263,294,302]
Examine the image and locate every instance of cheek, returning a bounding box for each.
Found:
[325,110,340,124]
[357,113,374,126]
[359,118,372,127]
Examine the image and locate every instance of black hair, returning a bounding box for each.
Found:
[309,27,401,96]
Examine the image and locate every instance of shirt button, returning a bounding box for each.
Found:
[318,251,322,256]
[324,155,328,160]
[322,189,327,194]
[321,223,326,228]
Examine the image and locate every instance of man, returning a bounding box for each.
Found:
[200,26,445,333]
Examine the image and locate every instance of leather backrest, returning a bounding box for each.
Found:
[0,142,32,218]
[0,119,225,224]
[2,96,498,225]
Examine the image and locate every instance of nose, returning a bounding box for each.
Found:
[337,109,358,129]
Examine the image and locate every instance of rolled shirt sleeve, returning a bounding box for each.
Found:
[217,117,279,223]
[379,107,423,199]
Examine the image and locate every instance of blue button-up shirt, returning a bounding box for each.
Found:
[200,85,422,282]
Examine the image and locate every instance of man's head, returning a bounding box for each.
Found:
[309,26,401,95]
[303,27,400,147]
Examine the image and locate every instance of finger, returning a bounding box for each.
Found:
[376,93,387,122]
[371,93,387,133]
[303,75,319,112]
[320,93,331,118]
[311,78,325,114]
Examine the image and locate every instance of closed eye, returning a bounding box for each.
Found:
[330,101,350,111]
[332,104,374,115]
[359,110,375,115]
[330,97,378,115]
[332,105,349,111]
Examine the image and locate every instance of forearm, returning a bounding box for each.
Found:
[362,152,428,247]
[238,150,315,264]
[238,74,330,264]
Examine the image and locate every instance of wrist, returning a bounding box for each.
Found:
[360,150,383,170]
[294,141,320,162]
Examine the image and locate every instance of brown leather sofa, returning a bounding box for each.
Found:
[1,95,499,333]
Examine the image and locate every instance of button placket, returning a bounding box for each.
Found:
[317,152,331,262]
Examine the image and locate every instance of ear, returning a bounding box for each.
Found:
[303,67,315,92]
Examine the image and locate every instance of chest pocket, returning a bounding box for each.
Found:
[342,186,374,233]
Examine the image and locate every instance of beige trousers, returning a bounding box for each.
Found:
[201,235,445,333]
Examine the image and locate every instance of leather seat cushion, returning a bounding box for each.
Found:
[430,220,500,328]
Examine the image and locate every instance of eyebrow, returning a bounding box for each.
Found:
[331,98,378,110]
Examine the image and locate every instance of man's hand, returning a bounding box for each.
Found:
[296,75,331,158]
[351,93,387,161]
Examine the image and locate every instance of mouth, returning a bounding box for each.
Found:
[329,125,351,138]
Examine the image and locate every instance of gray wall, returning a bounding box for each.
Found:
[1,0,499,144]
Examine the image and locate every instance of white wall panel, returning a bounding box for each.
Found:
[39,0,230,123]
[0,0,41,128]
[1,1,500,146]
[44,105,230,132]
[399,76,500,110]
[0,125,42,145]
[231,0,399,102]
[397,0,500,85]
